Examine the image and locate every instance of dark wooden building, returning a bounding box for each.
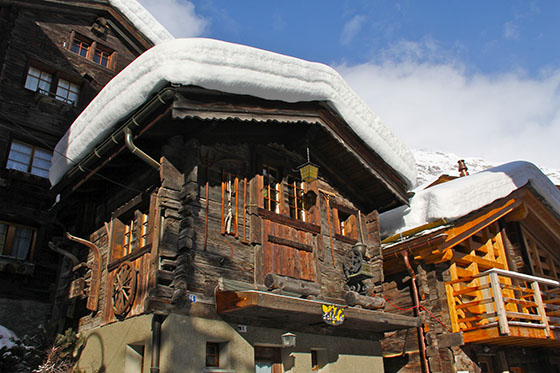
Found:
[0,0,168,337]
[50,38,420,372]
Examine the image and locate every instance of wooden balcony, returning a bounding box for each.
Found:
[446,268,560,347]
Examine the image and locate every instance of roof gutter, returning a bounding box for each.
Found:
[62,87,175,187]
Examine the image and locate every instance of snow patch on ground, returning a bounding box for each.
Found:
[50,38,416,188]
[380,161,560,236]
[0,325,18,350]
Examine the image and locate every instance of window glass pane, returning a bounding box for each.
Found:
[7,142,32,172]
[10,141,32,155]
[0,224,7,253]
[12,227,33,260]
[24,75,39,91]
[67,89,79,106]
[33,148,52,161]
[6,160,28,172]
[31,153,51,177]
[8,150,31,164]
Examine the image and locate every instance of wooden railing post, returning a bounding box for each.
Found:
[489,272,510,335]
[531,281,551,338]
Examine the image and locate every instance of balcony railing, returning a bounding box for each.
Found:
[446,268,560,344]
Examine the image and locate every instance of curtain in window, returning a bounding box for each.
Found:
[11,227,33,260]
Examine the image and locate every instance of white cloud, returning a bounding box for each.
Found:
[137,0,208,37]
[341,15,366,45]
[335,52,560,170]
[504,21,520,40]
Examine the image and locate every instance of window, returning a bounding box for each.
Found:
[24,66,81,106]
[338,211,357,239]
[113,209,150,259]
[285,175,305,221]
[93,46,111,68]
[55,79,80,106]
[70,33,114,68]
[221,171,239,236]
[262,165,306,222]
[254,346,282,373]
[6,141,52,178]
[206,342,220,367]
[110,194,154,261]
[71,37,90,58]
[0,222,36,260]
[263,166,280,214]
[24,66,52,94]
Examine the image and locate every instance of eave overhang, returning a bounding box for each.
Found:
[216,290,420,340]
[171,86,410,211]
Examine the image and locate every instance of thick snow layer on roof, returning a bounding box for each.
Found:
[0,325,17,350]
[108,0,173,45]
[50,38,416,187]
[380,161,560,236]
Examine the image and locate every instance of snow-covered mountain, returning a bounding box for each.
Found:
[414,149,560,187]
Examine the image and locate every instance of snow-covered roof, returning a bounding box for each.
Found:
[108,0,173,45]
[380,161,560,236]
[49,38,416,187]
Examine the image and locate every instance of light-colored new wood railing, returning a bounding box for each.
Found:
[446,268,560,340]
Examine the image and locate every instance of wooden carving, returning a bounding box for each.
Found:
[65,232,102,311]
[112,261,137,317]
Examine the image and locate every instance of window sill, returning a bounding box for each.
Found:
[202,369,235,373]
[334,233,358,245]
[0,256,35,276]
[258,208,320,234]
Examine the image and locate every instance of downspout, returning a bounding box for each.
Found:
[401,251,430,373]
[124,128,160,170]
[64,87,174,183]
[151,314,165,373]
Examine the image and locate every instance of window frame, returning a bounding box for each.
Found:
[109,193,155,263]
[6,140,52,178]
[0,221,37,260]
[332,202,359,243]
[69,31,115,69]
[205,342,220,368]
[24,64,82,107]
[261,164,307,223]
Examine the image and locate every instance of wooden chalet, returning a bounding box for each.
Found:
[50,39,420,372]
[0,0,167,338]
[381,164,560,373]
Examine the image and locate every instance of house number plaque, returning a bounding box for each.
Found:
[322,304,345,326]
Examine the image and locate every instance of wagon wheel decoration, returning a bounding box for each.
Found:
[343,248,363,279]
[112,261,137,317]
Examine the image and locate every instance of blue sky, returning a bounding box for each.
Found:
[138,0,560,170]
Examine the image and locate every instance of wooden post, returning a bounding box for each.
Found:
[489,271,510,335]
[445,281,460,333]
[531,281,551,338]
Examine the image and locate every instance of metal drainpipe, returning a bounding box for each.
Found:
[151,314,164,373]
[401,251,430,373]
[124,128,160,170]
